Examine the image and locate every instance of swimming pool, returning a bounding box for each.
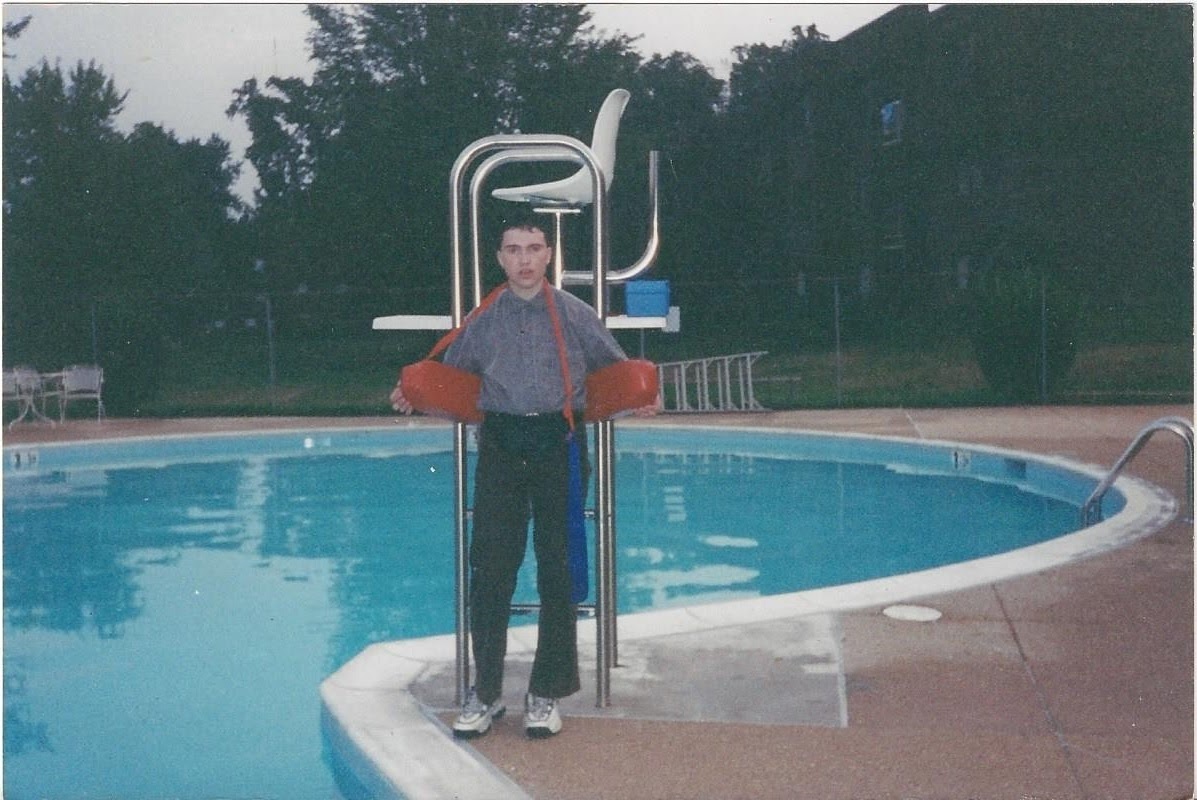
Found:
[1,424,1165,799]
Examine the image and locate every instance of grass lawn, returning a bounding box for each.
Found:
[116,337,1190,419]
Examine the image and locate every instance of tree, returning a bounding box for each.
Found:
[2,14,31,56]
[4,60,129,312]
[229,3,649,303]
[3,54,243,411]
[713,25,835,340]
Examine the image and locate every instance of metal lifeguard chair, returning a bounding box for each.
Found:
[373,90,668,707]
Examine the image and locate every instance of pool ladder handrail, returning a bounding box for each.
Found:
[1080,416,1193,526]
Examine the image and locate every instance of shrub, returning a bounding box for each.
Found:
[967,267,1079,402]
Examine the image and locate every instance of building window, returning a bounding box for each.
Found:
[881,99,904,145]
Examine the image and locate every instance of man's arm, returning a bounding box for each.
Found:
[562,292,660,417]
[561,292,628,371]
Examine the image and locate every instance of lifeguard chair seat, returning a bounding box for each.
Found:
[491,88,631,207]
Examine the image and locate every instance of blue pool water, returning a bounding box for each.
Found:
[2,426,1114,799]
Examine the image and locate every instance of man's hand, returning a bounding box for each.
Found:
[390,381,414,414]
[632,396,663,417]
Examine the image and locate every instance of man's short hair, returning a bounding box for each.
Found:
[495,218,548,249]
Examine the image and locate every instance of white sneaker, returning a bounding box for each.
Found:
[524,693,562,738]
[452,687,505,739]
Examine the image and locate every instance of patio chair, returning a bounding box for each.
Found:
[59,364,105,422]
[2,371,17,407]
[3,370,20,420]
[6,366,57,429]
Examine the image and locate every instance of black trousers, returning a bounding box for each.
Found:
[469,412,588,704]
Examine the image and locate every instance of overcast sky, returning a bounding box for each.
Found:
[2,3,899,200]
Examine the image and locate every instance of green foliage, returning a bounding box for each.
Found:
[96,297,167,416]
[127,328,1190,418]
[3,57,245,372]
[227,4,628,295]
[966,268,1080,403]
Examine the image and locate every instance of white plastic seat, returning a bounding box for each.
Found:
[58,364,104,422]
[491,88,631,208]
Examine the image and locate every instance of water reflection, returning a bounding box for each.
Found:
[3,662,52,757]
[2,449,458,799]
[615,450,771,608]
[4,469,145,638]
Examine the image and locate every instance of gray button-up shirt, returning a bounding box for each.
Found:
[443,286,627,415]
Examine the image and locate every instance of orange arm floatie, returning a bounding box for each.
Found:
[584,359,659,422]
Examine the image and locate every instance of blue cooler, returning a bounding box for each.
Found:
[625,280,670,317]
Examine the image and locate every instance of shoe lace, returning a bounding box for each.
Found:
[463,688,487,716]
[527,694,555,719]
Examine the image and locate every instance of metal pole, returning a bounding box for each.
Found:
[551,211,566,288]
[575,149,661,285]
[449,151,470,706]
[453,422,470,705]
[594,420,610,705]
[589,158,615,708]
[1039,272,1048,404]
[606,420,618,668]
[264,294,277,408]
[90,302,100,365]
[833,280,843,407]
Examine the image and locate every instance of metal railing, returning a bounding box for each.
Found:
[1080,416,1194,525]
[657,352,768,413]
[445,134,662,709]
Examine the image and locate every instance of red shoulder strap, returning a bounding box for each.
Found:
[541,281,576,432]
[426,283,507,360]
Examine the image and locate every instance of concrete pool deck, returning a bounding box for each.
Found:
[5,404,1193,799]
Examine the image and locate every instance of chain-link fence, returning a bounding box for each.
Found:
[4,277,1190,419]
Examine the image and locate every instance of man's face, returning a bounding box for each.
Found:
[497,226,551,297]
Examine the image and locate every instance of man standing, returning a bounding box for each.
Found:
[391,221,651,738]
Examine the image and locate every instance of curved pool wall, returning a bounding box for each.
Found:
[311,423,1175,800]
[4,424,1178,800]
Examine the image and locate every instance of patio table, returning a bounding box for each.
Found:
[5,368,61,429]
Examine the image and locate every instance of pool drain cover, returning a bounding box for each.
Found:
[882,604,942,622]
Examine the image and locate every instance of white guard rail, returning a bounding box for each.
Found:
[657,351,768,413]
